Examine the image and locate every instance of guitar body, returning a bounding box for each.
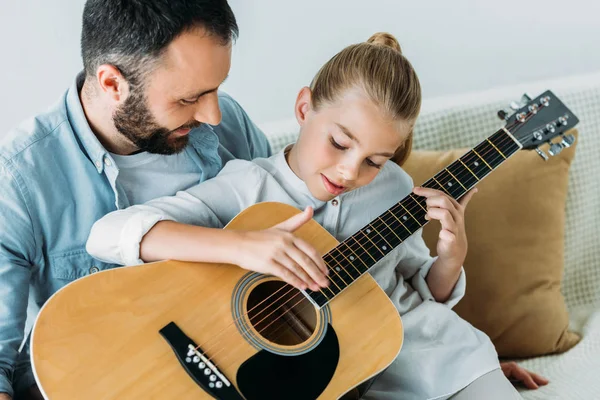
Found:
[31,202,403,399]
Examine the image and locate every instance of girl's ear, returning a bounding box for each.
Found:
[294,87,312,126]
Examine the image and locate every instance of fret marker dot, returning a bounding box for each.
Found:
[382,245,387,250]
[447,182,453,187]
[474,161,479,167]
[335,266,341,272]
[366,228,371,233]
[350,256,355,260]
[402,216,408,221]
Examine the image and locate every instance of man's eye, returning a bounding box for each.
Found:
[329,137,347,150]
[366,159,382,169]
[180,98,199,105]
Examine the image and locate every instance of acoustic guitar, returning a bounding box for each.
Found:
[31,91,578,399]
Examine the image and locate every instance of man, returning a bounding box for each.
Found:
[0,1,272,399]
[0,1,548,399]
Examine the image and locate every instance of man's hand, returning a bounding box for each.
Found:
[501,361,549,389]
[0,392,12,400]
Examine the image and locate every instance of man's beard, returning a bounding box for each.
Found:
[113,88,202,155]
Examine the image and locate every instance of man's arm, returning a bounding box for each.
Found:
[0,163,36,399]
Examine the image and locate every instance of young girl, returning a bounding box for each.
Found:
[87,33,521,399]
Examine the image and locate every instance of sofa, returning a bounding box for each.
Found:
[259,71,600,399]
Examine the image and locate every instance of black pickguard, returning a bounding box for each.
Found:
[236,324,340,400]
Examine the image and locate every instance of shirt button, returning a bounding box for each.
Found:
[89,266,99,274]
[104,158,112,167]
[95,160,102,169]
[331,199,339,206]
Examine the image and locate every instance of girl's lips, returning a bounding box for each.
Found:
[321,174,345,196]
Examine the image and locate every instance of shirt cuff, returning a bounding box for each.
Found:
[119,211,173,266]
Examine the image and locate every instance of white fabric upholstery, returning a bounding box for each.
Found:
[259,71,600,399]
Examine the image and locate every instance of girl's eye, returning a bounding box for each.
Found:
[329,137,347,150]
[366,159,382,169]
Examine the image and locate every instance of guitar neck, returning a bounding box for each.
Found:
[305,129,522,308]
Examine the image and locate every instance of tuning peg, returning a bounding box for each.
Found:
[497,109,510,121]
[535,147,549,161]
[561,134,576,148]
[548,142,564,156]
[521,93,532,103]
[509,101,521,111]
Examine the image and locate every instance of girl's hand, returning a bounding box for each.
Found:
[501,362,549,389]
[412,186,477,267]
[233,207,330,291]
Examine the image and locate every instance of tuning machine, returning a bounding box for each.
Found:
[561,133,576,148]
[535,147,549,161]
[497,109,510,121]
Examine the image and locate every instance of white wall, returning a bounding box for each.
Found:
[1,0,599,136]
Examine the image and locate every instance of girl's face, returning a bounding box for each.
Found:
[288,87,411,202]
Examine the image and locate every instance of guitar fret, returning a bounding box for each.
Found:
[409,193,427,212]
[333,246,363,277]
[458,158,478,181]
[378,216,403,243]
[471,148,493,170]
[361,227,386,257]
[341,241,369,271]
[430,177,451,195]
[486,138,507,159]
[445,168,468,191]
[328,250,361,281]
[389,207,412,235]
[399,202,421,226]
[353,232,378,262]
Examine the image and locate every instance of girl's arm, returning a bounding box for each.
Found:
[86,161,329,291]
[412,186,478,302]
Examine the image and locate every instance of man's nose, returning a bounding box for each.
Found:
[193,92,222,125]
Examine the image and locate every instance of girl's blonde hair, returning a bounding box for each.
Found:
[310,32,421,166]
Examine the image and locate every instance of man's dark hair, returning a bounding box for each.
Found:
[81,0,238,86]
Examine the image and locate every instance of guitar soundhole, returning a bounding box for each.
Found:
[246,281,317,346]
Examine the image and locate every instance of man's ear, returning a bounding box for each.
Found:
[96,64,129,102]
[294,87,312,126]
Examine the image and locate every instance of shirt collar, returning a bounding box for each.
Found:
[272,145,327,210]
[65,72,110,174]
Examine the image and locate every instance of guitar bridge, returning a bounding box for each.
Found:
[159,322,244,399]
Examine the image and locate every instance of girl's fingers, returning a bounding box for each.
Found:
[271,262,308,290]
[294,237,329,276]
[280,255,321,291]
[287,245,329,289]
[426,207,457,231]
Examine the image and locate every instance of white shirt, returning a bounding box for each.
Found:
[87,149,500,400]
[109,149,202,205]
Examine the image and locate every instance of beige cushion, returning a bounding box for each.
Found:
[401,130,581,358]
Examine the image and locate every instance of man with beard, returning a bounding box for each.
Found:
[0,1,281,399]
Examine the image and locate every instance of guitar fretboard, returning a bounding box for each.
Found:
[306,129,521,308]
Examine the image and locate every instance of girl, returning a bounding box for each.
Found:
[87,33,521,399]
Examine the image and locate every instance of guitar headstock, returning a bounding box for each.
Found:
[498,91,579,160]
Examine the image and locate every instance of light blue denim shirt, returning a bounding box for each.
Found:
[0,74,271,397]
